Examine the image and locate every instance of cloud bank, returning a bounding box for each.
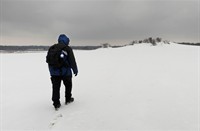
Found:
[1,0,199,45]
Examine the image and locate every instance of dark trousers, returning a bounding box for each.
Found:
[51,76,72,106]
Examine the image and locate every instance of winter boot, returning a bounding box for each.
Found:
[65,97,74,105]
[53,101,61,110]
[54,103,61,110]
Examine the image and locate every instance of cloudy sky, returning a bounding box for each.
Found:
[1,0,199,46]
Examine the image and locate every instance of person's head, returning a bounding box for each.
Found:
[58,34,70,45]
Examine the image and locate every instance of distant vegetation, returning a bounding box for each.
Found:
[177,42,200,46]
[0,45,102,53]
[0,45,49,52]
[130,37,200,46]
[130,37,170,46]
[0,37,199,53]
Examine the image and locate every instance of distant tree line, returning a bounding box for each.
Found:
[0,45,49,52]
[0,45,102,52]
[177,42,200,46]
[130,37,171,46]
[130,37,200,46]
[1,37,199,52]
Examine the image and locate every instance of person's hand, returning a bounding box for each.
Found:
[75,73,78,76]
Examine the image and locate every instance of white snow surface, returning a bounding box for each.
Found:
[1,43,200,131]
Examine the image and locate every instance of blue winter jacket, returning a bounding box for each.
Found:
[48,34,78,77]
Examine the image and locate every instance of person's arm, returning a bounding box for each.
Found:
[66,47,78,76]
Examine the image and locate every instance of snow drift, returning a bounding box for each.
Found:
[1,43,199,130]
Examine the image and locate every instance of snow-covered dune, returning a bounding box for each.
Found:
[1,43,199,130]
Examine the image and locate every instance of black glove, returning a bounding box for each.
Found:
[74,72,78,76]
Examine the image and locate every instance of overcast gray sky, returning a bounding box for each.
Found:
[1,0,199,46]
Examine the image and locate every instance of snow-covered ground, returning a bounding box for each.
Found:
[1,43,200,131]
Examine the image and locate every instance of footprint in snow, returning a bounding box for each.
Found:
[49,113,63,129]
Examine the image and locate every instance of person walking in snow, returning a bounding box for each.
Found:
[46,34,78,110]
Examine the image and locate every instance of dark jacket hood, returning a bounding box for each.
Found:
[58,34,70,45]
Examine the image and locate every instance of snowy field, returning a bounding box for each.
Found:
[1,43,200,131]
